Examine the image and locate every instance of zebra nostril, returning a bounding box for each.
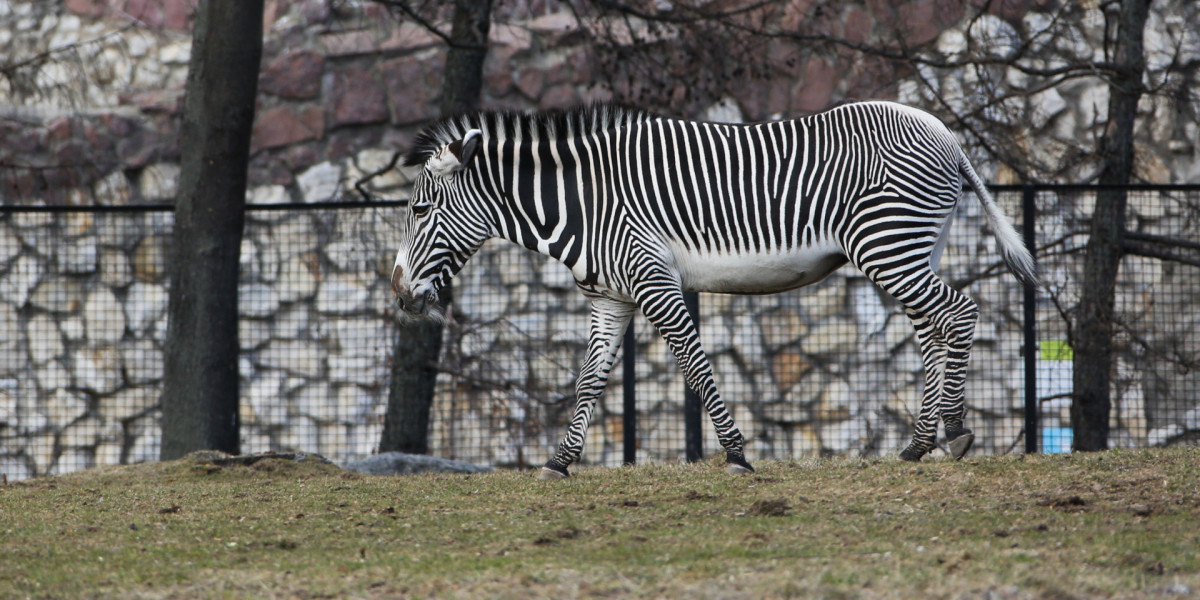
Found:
[396,296,407,311]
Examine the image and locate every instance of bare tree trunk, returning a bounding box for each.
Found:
[380,0,492,454]
[440,0,493,116]
[160,0,263,460]
[1071,0,1150,451]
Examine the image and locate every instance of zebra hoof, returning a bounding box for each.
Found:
[538,465,569,480]
[725,452,755,475]
[726,463,754,476]
[899,445,925,462]
[948,429,975,460]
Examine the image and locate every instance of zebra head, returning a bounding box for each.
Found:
[392,128,491,319]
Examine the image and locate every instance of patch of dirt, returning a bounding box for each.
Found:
[745,498,791,517]
[185,451,347,479]
[532,526,583,546]
[1035,495,1088,511]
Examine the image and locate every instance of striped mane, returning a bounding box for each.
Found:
[403,103,659,168]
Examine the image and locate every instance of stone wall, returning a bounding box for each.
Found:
[2,1,1200,479]
[4,1,1197,209]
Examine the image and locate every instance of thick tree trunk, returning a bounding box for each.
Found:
[379,318,444,454]
[160,0,263,460]
[380,0,492,454]
[440,0,493,116]
[1071,0,1149,451]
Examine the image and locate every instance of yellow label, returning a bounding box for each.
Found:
[1040,340,1073,361]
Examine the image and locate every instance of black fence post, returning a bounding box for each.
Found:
[1022,185,1039,454]
[683,291,703,462]
[623,322,637,465]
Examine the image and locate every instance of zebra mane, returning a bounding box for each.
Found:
[403,103,659,168]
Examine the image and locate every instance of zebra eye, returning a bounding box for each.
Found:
[412,202,432,217]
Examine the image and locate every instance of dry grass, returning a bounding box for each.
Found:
[1,448,1197,599]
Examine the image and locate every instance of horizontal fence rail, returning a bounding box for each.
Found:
[1,186,1199,480]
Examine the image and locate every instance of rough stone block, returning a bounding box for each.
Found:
[803,317,859,356]
[95,441,123,466]
[123,282,168,336]
[0,255,44,308]
[62,416,118,448]
[294,382,336,422]
[73,346,123,395]
[252,105,326,153]
[334,383,375,424]
[98,248,133,288]
[46,388,89,429]
[101,385,159,423]
[29,275,86,314]
[382,56,439,125]
[0,225,21,265]
[84,287,126,344]
[257,340,324,379]
[239,318,272,352]
[247,373,288,427]
[260,49,324,99]
[328,355,386,388]
[276,254,319,303]
[33,360,71,393]
[316,273,370,314]
[27,314,64,365]
[137,163,180,201]
[240,282,281,318]
[297,161,342,203]
[331,65,388,126]
[320,29,379,57]
[515,68,545,101]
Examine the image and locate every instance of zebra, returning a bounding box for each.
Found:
[390,101,1037,479]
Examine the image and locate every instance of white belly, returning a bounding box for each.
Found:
[671,241,848,294]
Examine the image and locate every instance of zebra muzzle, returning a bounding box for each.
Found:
[391,270,438,317]
[390,265,406,300]
[394,291,433,316]
[390,265,422,314]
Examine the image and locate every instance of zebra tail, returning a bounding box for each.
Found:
[959,156,1039,287]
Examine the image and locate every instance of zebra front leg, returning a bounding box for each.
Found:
[540,297,636,480]
[634,279,753,475]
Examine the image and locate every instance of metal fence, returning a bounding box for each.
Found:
[1,186,1198,480]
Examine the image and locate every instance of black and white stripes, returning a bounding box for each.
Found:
[392,100,1036,477]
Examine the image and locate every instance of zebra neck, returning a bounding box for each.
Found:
[484,137,593,270]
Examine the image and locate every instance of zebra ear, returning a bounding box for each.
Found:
[450,129,482,165]
[428,129,482,178]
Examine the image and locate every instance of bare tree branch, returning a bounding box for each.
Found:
[371,0,486,50]
[0,26,129,77]
[354,150,404,202]
[1123,240,1200,269]
[1124,229,1200,254]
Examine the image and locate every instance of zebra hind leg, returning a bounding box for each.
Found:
[896,281,979,462]
[937,295,978,460]
[898,313,944,462]
[858,264,978,462]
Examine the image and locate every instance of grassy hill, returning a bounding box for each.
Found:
[1,448,1197,599]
